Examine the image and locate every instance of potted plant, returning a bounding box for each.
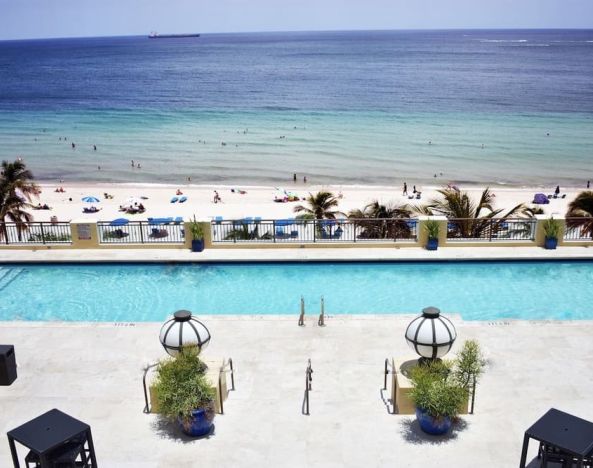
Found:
[424,220,440,250]
[153,346,216,437]
[542,217,561,250]
[409,340,485,435]
[189,216,205,252]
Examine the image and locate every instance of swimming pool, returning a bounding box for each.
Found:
[0,261,592,321]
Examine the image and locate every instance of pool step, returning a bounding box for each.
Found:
[0,267,24,291]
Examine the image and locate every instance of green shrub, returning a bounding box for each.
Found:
[409,340,485,420]
[542,217,562,240]
[189,216,204,240]
[153,347,215,425]
[424,220,440,240]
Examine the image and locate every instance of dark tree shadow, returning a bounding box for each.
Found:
[400,417,468,445]
[151,416,215,443]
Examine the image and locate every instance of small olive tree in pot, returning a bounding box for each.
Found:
[153,346,216,437]
[409,340,485,435]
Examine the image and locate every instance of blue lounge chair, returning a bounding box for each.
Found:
[174,217,183,224]
[215,216,223,224]
[290,230,299,239]
[254,217,262,223]
[275,228,285,238]
[333,227,343,239]
[178,196,187,203]
[170,197,178,203]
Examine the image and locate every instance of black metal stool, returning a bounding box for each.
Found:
[25,440,87,468]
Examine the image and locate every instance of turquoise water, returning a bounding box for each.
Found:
[1,31,593,186]
[1,261,592,321]
[1,110,592,186]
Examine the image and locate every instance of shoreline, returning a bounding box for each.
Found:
[26,181,583,223]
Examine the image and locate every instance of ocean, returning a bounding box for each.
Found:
[0,29,592,186]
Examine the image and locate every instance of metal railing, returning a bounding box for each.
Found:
[98,221,184,244]
[303,359,313,416]
[383,358,396,414]
[211,218,418,244]
[446,218,536,242]
[564,218,593,241]
[0,222,72,245]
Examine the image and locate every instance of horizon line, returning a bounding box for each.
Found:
[1,26,592,42]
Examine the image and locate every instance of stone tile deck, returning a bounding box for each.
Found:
[1,317,592,467]
[1,245,593,263]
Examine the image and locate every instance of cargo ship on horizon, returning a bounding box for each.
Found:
[148,32,200,39]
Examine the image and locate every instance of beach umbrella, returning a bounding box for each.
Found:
[110,218,129,227]
[81,196,100,203]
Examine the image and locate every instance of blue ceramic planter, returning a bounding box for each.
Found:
[544,237,558,250]
[191,239,204,252]
[426,238,438,251]
[179,408,213,437]
[415,407,452,435]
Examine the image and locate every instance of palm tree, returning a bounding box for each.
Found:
[224,222,272,241]
[420,187,526,239]
[0,160,39,242]
[566,191,593,239]
[348,200,414,239]
[293,191,343,220]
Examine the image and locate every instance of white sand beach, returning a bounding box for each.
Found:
[29,183,581,223]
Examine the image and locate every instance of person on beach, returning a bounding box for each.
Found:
[413,185,417,194]
[304,176,307,183]
[213,191,221,203]
[403,182,408,196]
[137,163,141,169]
[93,145,97,151]
[131,160,134,167]
[71,142,75,149]
[587,181,590,189]
[555,185,560,196]
[176,189,183,195]
[293,173,297,182]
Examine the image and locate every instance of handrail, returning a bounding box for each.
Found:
[225,357,236,391]
[318,296,325,326]
[383,358,396,414]
[298,296,305,326]
[142,362,159,413]
[303,359,313,415]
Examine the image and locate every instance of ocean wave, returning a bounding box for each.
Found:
[258,106,300,111]
[477,39,528,43]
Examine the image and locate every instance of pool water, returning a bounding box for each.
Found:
[0,262,592,321]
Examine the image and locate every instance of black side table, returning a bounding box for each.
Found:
[519,408,593,468]
[7,408,98,468]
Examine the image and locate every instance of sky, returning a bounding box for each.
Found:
[0,0,592,40]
